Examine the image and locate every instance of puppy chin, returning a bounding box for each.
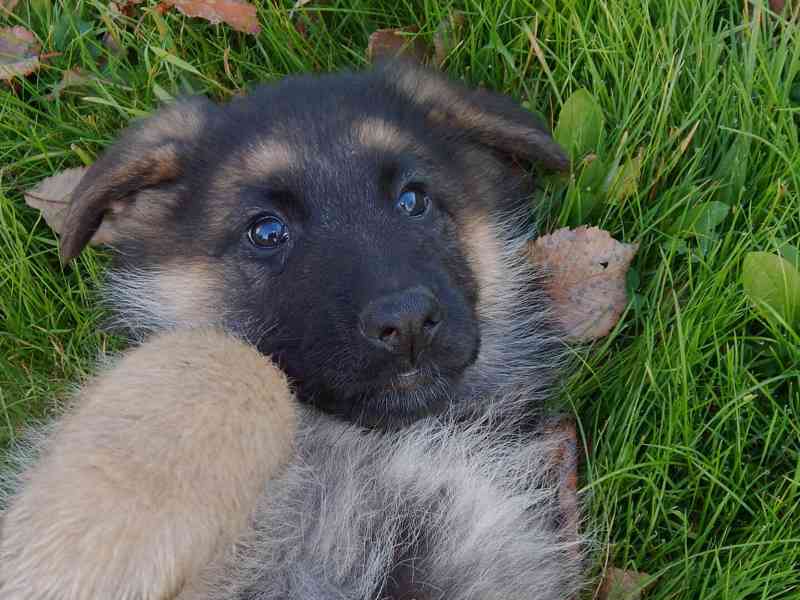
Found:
[306,368,456,429]
[358,369,461,428]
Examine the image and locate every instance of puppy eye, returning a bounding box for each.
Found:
[248,216,290,249]
[396,190,430,218]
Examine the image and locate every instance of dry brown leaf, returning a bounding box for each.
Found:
[24,168,87,238]
[0,26,41,81]
[24,168,117,247]
[163,0,260,35]
[26,168,117,246]
[530,226,638,341]
[597,567,654,600]
[367,27,431,64]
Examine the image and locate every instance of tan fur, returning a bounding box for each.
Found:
[459,212,506,313]
[205,142,296,228]
[0,328,297,600]
[212,141,296,192]
[155,262,222,327]
[353,117,413,152]
[391,66,457,107]
[242,141,295,174]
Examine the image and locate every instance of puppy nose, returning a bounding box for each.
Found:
[360,287,443,364]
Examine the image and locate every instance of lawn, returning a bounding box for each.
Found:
[1,1,799,598]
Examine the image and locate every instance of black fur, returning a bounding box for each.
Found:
[99,64,561,428]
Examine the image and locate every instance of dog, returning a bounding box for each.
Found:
[0,61,584,600]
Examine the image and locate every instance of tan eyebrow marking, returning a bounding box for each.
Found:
[353,117,414,152]
[239,141,296,174]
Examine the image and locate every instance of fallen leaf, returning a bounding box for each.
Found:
[45,68,93,100]
[367,27,431,64]
[597,567,654,600]
[554,89,605,162]
[24,168,119,247]
[742,251,800,326]
[433,11,465,66]
[163,0,260,35]
[530,227,639,341]
[25,167,118,246]
[0,26,41,81]
[24,168,87,238]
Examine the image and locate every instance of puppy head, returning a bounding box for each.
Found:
[61,62,567,427]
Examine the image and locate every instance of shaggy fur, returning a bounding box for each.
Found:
[0,62,585,600]
[191,411,581,600]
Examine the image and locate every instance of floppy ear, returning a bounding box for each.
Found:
[59,97,215,263]
[378,60,569,171]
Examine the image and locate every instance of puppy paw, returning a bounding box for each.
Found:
[0,328,296,600]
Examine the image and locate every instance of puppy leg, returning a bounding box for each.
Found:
[0,328,296,600]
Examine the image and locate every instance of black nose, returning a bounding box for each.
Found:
[360,287,443,364]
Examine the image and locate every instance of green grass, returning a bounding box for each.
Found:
[2,1,799,598]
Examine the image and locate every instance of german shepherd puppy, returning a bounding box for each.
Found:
[0,62,584,600]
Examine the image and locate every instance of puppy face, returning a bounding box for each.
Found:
[60,62,568,427]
